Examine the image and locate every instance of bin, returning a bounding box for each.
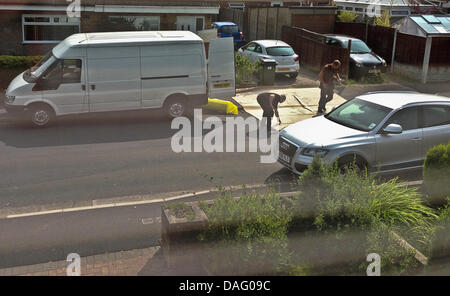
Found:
[259,59,277,85]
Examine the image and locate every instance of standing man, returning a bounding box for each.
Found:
[318,60,342,114]
[256,92,286,132]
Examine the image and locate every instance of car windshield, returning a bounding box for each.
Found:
[325,98,392,132]
[25,52,57,82]
[344,40,371,53]
[220,25,239,34]
[266,46,295,56]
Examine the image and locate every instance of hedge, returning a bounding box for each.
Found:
[423,142,450,201]
[0,55,42,69]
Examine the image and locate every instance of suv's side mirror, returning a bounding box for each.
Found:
[382,123,403,134]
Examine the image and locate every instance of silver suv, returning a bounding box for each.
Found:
[278,92,450,174]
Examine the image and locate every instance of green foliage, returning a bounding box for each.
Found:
[423,142,450,200]
[430,199,450,260]
[199,188,292,275]
[294,156,436,274]
[0,55,42,69]
[337,11,359,23]
[164,202,196,221]
[375,11,391,28]
[235,53,261,85]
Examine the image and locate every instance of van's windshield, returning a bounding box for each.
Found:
[23,52,57,82]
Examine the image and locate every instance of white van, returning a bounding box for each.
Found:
[4,31,235,127]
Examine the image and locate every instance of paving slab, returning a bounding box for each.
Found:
[234,87,347,130]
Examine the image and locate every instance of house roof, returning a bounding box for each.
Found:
[409,15,450,36]
[334,0,414,6]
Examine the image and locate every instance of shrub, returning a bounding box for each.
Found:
[235,53,261,85]
[337,11,358,23]
[423,142,450,201]
[430,199,450,260]
[375,11,391,27]
[0,55,42,69]
[199,188,292,275]
[293,156,436,274]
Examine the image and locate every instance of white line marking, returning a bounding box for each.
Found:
[5,184,267,219]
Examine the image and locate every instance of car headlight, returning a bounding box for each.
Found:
[301,148,329,157]
[382,60,387,67]
[355,62,363,67]
[5,95,15,103]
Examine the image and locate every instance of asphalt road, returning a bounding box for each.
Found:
[0,109,291,210]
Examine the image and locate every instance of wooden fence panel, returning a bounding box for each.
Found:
[430,37,450,66]
[395,32,426,65]
[282,26,350,77]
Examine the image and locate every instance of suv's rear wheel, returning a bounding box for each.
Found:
[29,104,54,128]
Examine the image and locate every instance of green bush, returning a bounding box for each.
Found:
[293,156,436,274]
[337,11,358,23]
[430,199,450,260]
[423,142,450,201]
[0,55,42,69]
[235,53,261,86]
[199,188,292,275]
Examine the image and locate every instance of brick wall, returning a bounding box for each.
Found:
[0,11,24,55]
[0,9,215,56]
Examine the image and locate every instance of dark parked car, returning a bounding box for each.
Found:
[211,22,244,49]
[324,34,387,79]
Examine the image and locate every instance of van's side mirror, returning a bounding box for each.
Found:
[382,123,403,134]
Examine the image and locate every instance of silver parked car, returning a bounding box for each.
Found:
[237,40,299,78]
[278,92,450,174]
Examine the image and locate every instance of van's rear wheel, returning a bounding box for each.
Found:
[29,104,54,128]
[164,97,190,118]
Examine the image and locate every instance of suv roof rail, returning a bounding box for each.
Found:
[362,91,420,95]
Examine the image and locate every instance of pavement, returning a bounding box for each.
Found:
[234,87,347,130]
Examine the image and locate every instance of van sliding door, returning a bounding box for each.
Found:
[86,47,141,112]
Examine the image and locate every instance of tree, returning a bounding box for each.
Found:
[375,11,390,27]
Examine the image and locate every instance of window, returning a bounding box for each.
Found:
[326,99,393,132]
[254,44,263,54]
[423,105,450,128]
[337,6,344,10]
[266,47,295,56]
[245,43,257,51]
[385,107,420,131]
[196,17,204,31]
[109,16,160,31]
[220,25,239,34]
[392,11,409,16]
[345,7,354,11]
[62,59,82,84]
[271,1,283,7]
[22,14,80,43]
[355,8,364,12]
[325,38,341,47]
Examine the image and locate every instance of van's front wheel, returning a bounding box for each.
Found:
[29,104,54,128]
